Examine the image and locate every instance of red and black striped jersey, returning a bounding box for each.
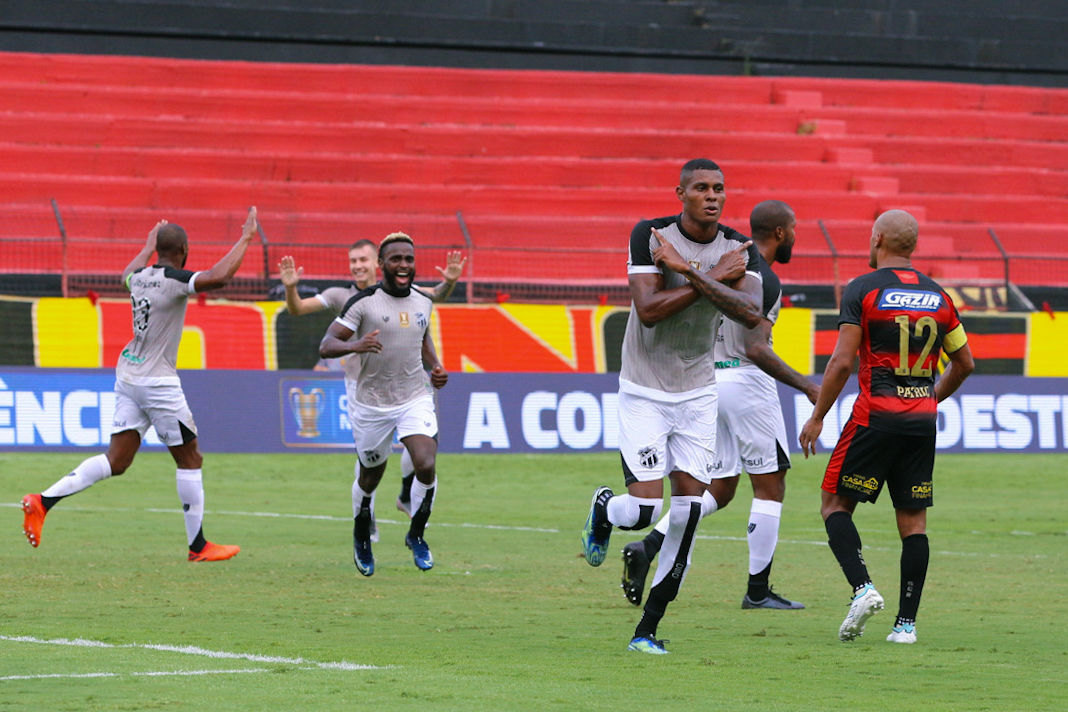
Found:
[839,267,968,436]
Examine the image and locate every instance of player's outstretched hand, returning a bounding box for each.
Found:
[146,219,167,250]
[242,206,258,239]
[709,240,751,284]
[651,228,689,274]
[437,251,466,283]
[278,255,303,287]
[354,329,383,354]
[429,365,448,389]
[798,416,823,458]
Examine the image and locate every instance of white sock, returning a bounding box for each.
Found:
[400,447,415,479]
[175,469,204,547]
[43,454,112,498]
[649,495,703,591]
[748,498,783,576]
[409,476,437,520]
[352,476,375,518]
[652,489,719,535]
[606,494,662,529]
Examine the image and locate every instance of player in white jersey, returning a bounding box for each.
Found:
[580,159,764,654]
[278,243,463,534]
[22,208,259,562]
[621,201,821,611]
[318,233,448,576]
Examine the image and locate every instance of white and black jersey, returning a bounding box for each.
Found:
[116,265,199,386]
[620,215,760,401]
[317,284,361,382]
[714,252,782,370]
[336,284,434,408]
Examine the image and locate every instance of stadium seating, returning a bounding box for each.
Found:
[1,50,1067,298]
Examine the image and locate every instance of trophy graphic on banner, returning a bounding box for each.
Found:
[289,387,325,438]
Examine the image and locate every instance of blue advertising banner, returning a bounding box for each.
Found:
[2,367,1068,454]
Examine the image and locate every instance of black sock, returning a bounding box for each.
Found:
[642,529,665,560]
[824,511,870,591]
[747,562,772,600]
[399,473,414,504]
[898,533,929,622]
[41,495,62,511]
[189,528,207,553]
[634,609,663,640]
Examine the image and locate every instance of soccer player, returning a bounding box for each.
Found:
[319,233,449,576]
[580,159,763,654]
[21,207,260,561]
[278,245,463,522]
[799,210,974,643]
[621,200,820,611]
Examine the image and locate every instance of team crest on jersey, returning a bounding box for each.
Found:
[878,289,942,312]
[416,312,427,328]
[637,446,659,469]
[399,311,410,327]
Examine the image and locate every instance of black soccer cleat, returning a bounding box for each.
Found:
[621,541,651,607]
[742,587,805,610]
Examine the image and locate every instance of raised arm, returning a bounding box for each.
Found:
[419,250,466,303]
[278,255,327,315]
[799,323,862,457]
[121,219,166,287]
[193,207,258,293]
[744,318,821,403]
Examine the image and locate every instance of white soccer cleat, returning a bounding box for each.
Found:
[887,623,917,644]
[839,583,884,641]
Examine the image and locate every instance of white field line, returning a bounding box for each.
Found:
[1,668,268,681]
[0,635,388,671]
[1,502,1051,558]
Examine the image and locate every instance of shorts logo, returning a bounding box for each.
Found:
[743,456,764,468]
[842,474,880,494]
[363,449,382,464]
[879,290,942,312]
[911,482,933,498]
[637,446,659,469]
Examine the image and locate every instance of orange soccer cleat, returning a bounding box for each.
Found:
[187,541,241,562]
[22,494,47,548]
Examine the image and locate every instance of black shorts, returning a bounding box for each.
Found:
[822,419,934,508]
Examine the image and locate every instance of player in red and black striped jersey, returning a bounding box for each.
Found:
[800,210,974,644]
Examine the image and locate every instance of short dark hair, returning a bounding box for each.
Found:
[379,232,413,258]
[680,158,723,186]
[349,239,375,252]
[155,223,188,256]
[749,200,795,240]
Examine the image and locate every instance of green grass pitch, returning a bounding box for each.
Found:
[1,451,1065,711]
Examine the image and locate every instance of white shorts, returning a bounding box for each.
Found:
[711,367,791,477]
[351,395,437,468]
[111,380,197,447]
[618,389,718,485]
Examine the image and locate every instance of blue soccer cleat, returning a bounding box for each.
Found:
[581,486,614,566]
[405,534,434,571]
[627,635,669,655]
[353,534,375,577]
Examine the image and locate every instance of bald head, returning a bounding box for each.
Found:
[749,200,795,242]
[874,210,919,257]
[155,223,188,257]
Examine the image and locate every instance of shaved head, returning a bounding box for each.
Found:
[155,223,188,257]
[874,210,919,257]
[749,200,795,241]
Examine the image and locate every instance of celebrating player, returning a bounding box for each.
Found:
[580,159,763,654]
[22,208,260,561]
[621,200,820,611]
[799,210,974,643]
[319,233,449,576]
[279,244,463,525]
